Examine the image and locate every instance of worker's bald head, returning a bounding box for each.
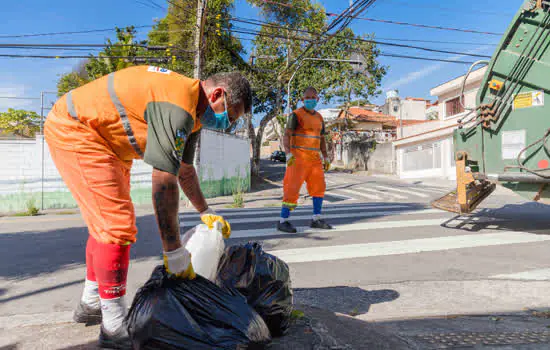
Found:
[302,86,319,100]
[204,72,252,122]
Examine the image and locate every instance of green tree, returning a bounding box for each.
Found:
[57,71,89,97]
[0,109,41,138]
[245,0,387,176]
[146,0,246,77]
[56,27,149,96]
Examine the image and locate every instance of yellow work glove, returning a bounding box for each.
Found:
[163,246,196,279]
[323,158,331,172]
[286,153,296,167]
[200,208,231,239]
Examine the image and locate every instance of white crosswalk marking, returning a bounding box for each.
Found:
[352,186,408,200]
[337,188,381,200]
[181,208,443,227]
[229,218,450,239]
[179,204,411,219]
[490,268,550,281]
[413,186,450,193]
[269,232,550,264]
[375,185,430,198]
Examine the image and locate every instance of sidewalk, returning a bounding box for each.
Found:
[0,304,410,350]
[2,303,550,349]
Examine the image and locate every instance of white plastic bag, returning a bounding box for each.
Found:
[181,222,225,282]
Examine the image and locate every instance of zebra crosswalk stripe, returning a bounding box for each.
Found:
[375,185,430,198]
[269,231,550,264]
[181,208,443,227]
[179,204,412,219]
[337,188,381,200]
[352,186,408,200]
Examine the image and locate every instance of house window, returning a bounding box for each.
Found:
[402,141,442,172]
[445,96,464,117]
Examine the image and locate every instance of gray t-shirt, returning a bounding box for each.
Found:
[143,101,199,175]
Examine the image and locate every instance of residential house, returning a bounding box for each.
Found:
[393,66,488,180]
[331,106,429,172]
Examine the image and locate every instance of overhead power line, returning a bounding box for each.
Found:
[0,54,192,59]
[0,25,154,39]
[259,0,506,36]
[327,13,504,36]
[228,20,492,59]
[378,52,477,64]
[384,0,514,17]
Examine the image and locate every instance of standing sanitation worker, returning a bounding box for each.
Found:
[278,87,333,233]
[44,65,252,349]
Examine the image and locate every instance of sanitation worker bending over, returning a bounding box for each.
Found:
[278,86,333,233]
[44,65,252,349]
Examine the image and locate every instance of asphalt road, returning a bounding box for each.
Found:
[1,161,550,349]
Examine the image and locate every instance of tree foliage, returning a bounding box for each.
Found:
[0,109,41,138]
[245,0,387,175]
[56,27,147,96]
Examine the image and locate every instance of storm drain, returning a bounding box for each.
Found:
[413,330,550,348]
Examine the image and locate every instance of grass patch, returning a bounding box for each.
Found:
[290,309,305,320]
[11,197,40,217]
[349,308,360,317]
[54,210,79,215]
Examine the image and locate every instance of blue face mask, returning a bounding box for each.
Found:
[201,96,230,130]
[304,99,318,111]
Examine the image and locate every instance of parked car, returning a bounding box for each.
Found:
[270,150,286,162]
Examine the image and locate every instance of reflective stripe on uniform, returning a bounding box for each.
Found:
[292,145,320,152]
[282,202,298,210]
[292,133,321,139]
[107,73,144,158]
[66,91,79,121]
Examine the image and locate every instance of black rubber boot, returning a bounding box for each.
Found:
[98,325,133,350]
[277,221,297,233]
[73,301,102,325]
[310,219,333,230]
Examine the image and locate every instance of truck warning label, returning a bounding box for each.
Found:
[513,90,544,110]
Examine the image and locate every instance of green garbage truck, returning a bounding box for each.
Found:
[432,0,550,214]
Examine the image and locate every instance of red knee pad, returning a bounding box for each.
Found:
[90,239,131,299]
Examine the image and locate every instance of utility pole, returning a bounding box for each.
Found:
[193,0,207,186]
[194,0,207,79]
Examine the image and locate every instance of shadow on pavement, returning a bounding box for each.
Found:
[0,215,162,280]
[0,202,426,280]
[59,343,97,350]
[0,345,18,350]
[441,202,550,234]
[0,279,83,304]
[293,286,399,316]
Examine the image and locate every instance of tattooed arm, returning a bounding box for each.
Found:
[152,168,182,252]
[178,163,209,214]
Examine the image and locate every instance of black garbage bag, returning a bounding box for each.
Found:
[126,265,272,350]
[216,242,293,337]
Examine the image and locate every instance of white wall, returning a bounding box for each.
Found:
[198,129,250,184]
[396,135,456,180]
[401,99,427,121]
[0,130,250,213]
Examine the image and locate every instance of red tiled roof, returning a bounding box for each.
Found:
[340,107,394,122]
[405,97,428,102]
[383,119,434,128]
[337,106,433,129]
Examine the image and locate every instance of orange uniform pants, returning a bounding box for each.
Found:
[282,156,326,210]
[45,112,136,298]
[45,113,137,246]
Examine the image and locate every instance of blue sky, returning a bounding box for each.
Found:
[0,0,521,113]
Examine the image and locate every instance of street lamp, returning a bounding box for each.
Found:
[286,57,363,115]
